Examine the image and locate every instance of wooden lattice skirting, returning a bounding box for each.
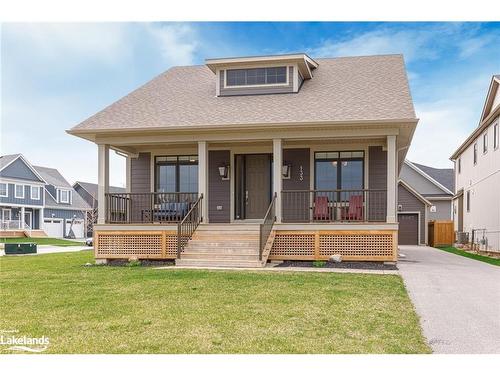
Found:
[94,230,177,259]
[269,230,398,262]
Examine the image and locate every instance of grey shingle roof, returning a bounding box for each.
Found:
[33,166,72,188]
[74,181,126,199]
[412,162,455,193]
[69,54,416,133]
[0,154,21,170]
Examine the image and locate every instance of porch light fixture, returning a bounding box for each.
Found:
[282,163,291,179]
[218,165,229,180]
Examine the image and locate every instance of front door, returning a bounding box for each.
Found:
[24,211,32,228]
[235,154,271,219]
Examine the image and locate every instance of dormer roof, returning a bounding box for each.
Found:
[205,53,318,79]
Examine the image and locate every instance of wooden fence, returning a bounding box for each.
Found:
[428,220,454,247]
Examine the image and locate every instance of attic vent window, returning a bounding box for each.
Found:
[226,67,287,86]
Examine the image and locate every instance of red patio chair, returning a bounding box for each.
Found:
[314,196,330,221]
[342,195,364,221]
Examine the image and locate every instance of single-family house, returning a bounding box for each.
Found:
[397,160,454,245]
[450,75,500,252]
[0,153,91,238]
[68,53,419,266]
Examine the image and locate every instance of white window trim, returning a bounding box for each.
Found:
[14,184,25,199]
[0,182,8,197]
[494,121,499,150]
[223,65,290,89]
[58,189,70,203]
[2,208,12,221]
[31,185,41,200]
[457,158,461,174]
[483,132,488,154]
[473,142,478,165]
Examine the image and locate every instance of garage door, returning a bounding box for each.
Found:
[66,219,84,239]
[398,213,419,245]
[44,219,63,238]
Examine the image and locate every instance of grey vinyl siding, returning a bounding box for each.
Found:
[368,146,387,220]
[398,183,426,244]
[74,184,96,208]
[0,158,44,182]
[208,150,230,223]
[282,148,310,222]
[131,153,151,193]
[44,208,85,220]
[298,71,304,88]
[219,67,295,96]
[0,183,44,206]
[427,199,452,221]
[400,164,448,195]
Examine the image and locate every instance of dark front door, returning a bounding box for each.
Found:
[235,154,271,219]
[398,213,419,245]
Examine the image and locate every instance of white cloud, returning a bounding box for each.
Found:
[310,28,438,62]
[145,23,198,66]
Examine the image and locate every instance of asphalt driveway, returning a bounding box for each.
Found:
[398,245,500,354]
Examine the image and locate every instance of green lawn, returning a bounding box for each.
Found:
[437,246,500,266]
[0,251,430,354]
[0,237,85,246]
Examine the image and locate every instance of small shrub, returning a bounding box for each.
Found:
[312,260,326,268]
[127,259,142,267]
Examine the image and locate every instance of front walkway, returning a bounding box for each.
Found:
[398,245,500,354]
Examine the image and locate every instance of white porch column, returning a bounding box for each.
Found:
[273,138,283,223]
[97,144,110,224]
[386,135,397,223]
[20,206,25,228]
[39,208,44,230]
[198,141,209,223]
[125,156,131,193]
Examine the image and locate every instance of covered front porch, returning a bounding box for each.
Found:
[93,128,402,264]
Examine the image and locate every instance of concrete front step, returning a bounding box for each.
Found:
[176,258,264,268]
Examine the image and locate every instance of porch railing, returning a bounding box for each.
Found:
[281,189,387,223]
[1,220,23,231]
[105,192,198,224]
[259,192,277,261]
[177,194,203,258]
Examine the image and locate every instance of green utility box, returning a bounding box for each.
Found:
[4,243,37,255]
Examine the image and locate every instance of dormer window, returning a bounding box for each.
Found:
[206,53,318,97]
[58,189,70,203]
[226,67,287,87]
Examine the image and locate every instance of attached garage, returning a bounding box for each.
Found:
[398,213,419,245]
[65,219,85,238]
[43,219,63,238]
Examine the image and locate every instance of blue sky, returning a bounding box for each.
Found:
[1,22,499,187]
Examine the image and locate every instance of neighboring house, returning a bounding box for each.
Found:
[0,154,47,236]
[68,53,418,266]
[73,181,126,209]
[397,160,454,245]
[0,153,91,238]
[450,75,500,253]
[73,181,126,236]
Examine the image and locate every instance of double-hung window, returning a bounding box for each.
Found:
[466,190,471,212]
[473,143,478,165]
[59,189,69,203]
[155,155,198,194]
[0,183,7,197]
[31,186,41,200]
[483,132,488,154]
[15,184,24,199]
